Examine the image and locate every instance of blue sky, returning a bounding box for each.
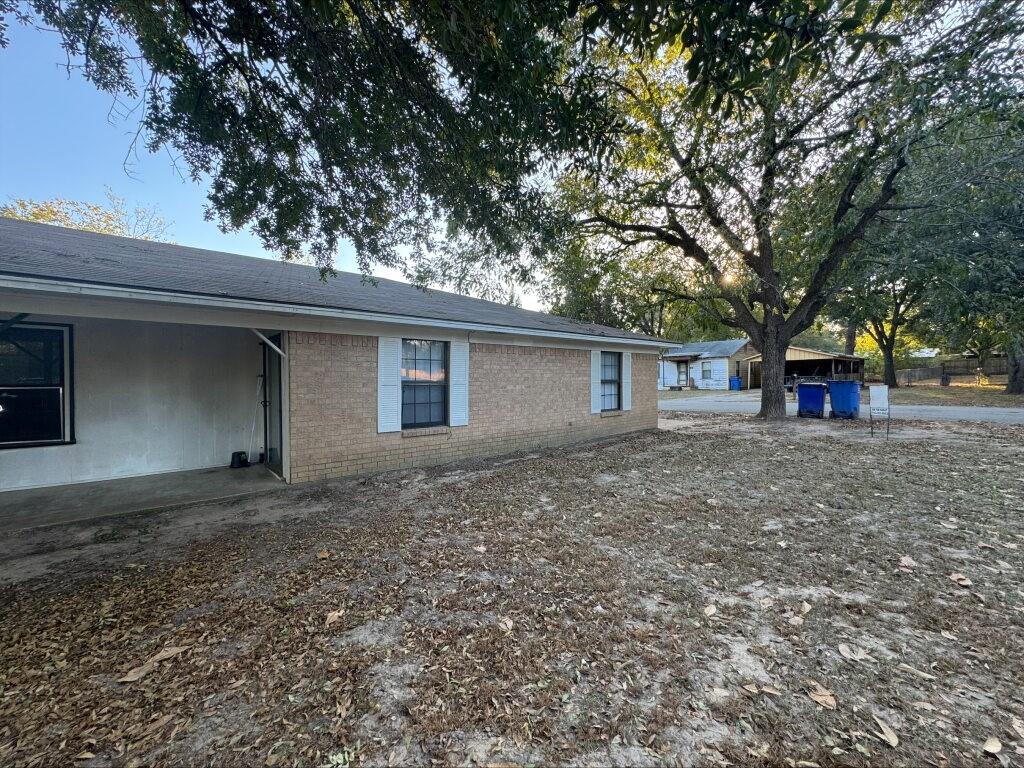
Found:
[0,22,359,270]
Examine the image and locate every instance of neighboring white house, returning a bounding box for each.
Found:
[659,339,754,390]
[657,359,680,389]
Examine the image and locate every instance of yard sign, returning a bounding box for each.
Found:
[869,384,890,438]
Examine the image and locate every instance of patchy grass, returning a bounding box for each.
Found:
[657,388,717,399]
[883,378,1024,408]
[2,415,1023,767]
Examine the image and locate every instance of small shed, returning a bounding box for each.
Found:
[660,339,756,390]
[743,345,864,389]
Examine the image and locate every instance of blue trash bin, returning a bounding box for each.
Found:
[729,376,742,391]
[828,379,861,419]
[797,382,826,418]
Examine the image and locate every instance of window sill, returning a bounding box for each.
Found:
[0,439,76,451]
[600,410,624,418]
[402,426,451,438]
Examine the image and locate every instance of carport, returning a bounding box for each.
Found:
[744,346,864,389]
[1,308,289,529]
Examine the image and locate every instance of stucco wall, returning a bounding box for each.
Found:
[288,333,658,483]
[1,316,262,491]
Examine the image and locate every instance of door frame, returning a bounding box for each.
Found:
[260,331,289,481]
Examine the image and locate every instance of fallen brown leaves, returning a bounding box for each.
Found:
[118,645,190,683]
[1,415,1022,767]
[807,680,837,710]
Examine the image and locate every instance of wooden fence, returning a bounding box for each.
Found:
[940,357,1008,376]
[895,357,1008,385]
[894,365,944,384]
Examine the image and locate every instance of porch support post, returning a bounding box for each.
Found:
[250,328,286,357]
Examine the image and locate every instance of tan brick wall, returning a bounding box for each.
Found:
[286,333,658,483]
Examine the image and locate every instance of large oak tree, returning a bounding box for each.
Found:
[554,0,1022,417]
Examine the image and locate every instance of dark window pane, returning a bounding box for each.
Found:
[0,328,64,386]
[402,339,447,384]
[0,326,68,445]
[600,351,620,386]
[601,374,620,412]
[0,388,63,443]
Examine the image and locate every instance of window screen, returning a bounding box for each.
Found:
[401,339,448,428]
[0,325,70,446]
[600,351,621,411]
[702,362,712,379]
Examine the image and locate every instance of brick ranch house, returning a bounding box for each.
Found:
[0,218,664,492]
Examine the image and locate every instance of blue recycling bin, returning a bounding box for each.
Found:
[797,382,826,418]
[828,379,861,419]
[729,376,742,391]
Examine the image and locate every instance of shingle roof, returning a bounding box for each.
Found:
[0,218,661,343]
[663,339,750,359]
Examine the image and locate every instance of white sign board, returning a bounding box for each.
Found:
[869,385,890,418]
[869,384,890,437]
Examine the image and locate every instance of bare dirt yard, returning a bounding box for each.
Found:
[2,414,1023,768]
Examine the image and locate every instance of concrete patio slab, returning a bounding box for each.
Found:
[0,464,284,533]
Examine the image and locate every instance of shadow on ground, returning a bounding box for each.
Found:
[1,414,1022,767]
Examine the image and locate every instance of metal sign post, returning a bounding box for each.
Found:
[869,384,890,438]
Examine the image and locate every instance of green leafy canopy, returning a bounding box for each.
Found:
[2,0,900,276]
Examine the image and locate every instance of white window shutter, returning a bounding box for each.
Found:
[590,350,602,414]
[377,336,401,433]
[622,352,632,411]
[449,340,469,426]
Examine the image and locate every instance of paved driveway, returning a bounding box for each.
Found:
[659,390,1024,424]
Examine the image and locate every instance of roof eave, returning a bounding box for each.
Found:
[0,273,668,348]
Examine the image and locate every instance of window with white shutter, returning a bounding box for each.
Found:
[377,337,402,433]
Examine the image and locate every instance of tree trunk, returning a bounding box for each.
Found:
[1007,335,1024,394]
[880,342,898,388]
[844,322,857,356]
[868,317,900,388]
[758,327,789,420]
[976,346,991,375]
